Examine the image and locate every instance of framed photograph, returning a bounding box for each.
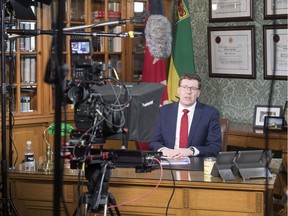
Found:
[263,25,288,80]
[208,26,255,78]
[253,105,283,128]
[264,116,284,130]
[209,0,253,22]
[264,0,288,19]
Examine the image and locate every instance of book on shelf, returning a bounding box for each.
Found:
[19,22,36,52]
[92,11,121,20]
[21,56,36,83]
[113,26,122,52]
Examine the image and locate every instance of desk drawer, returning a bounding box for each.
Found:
[190,189,263,215]
[11,180,74,203]
[227,135,247,147]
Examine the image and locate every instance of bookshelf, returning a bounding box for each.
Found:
[4,13,41,115]
[89,0,126,80]
[45,0,127,113]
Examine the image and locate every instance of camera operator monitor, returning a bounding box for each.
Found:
[95,82,165,142]
[70,39,92,56]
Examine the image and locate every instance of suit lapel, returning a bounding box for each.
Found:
[188,102,204,142]
[170,103,179,144]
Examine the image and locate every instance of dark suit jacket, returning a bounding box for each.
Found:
[148,101,222,157]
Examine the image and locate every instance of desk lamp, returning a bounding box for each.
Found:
[38,123,74,173]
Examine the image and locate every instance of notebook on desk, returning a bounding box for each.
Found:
[161,156,204,171]
[161,156,190,165]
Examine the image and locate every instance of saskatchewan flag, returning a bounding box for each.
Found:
[167,0,196,102]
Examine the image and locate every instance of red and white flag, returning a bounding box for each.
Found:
[139,0,169,150]
[142,47,169,105]
[139,46,169,150]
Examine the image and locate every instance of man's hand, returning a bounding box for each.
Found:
[161,147,193,158]
[174,148,193,157]
[161,148,181,158]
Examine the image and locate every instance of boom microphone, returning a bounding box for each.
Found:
[145,0,172,59]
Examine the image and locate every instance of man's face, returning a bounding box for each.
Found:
[177,79,200,107]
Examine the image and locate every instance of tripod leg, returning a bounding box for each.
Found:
[107,193,121,216]
[103,201,108,216]
[73,194,83,216]
[7,199,19,216]
[84,203,89,216]
[73,193,92,216]
[0,197,19,216]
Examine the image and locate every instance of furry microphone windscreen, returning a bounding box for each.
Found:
[145,0,172,59]
[145,15,172,59]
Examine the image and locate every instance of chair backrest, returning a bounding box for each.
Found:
[220,117,229,151]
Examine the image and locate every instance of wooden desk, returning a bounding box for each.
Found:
[227,122,287,153]
[227,122,287,212]
[8,168,275,216]
[227,122,287,173]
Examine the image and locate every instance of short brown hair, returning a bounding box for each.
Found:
[178,73,202,89]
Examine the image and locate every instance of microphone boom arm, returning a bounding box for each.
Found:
[6,16,147,38]
[6,29,144,39]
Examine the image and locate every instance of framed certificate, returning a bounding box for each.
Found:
[264,0,288,19]
[263,25,288,80]
[209,0,253,22]
[208,26,255,78]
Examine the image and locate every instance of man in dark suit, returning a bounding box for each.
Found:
[149,73,221,158]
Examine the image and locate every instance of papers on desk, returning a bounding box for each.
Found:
[161,156,191,165]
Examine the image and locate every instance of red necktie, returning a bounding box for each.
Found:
[179,109,189,148]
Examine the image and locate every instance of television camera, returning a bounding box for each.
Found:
[64,40,162,215]
[65,54,161,169]
[66,57,130,143]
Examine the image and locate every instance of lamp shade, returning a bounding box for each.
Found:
[47,123,74,136]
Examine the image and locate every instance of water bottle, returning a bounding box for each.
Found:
[24,141,35,171]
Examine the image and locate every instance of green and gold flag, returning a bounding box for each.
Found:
[168,0,196,102]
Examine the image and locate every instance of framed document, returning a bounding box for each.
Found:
[253,105,283,128]
[209,0,253,22]
[264,0,288,19]
[263,25,288,80]
[208,26,255,78]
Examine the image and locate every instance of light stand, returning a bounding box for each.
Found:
[7,14,16,170]
[0,1,18,216]
[48,1,67,215]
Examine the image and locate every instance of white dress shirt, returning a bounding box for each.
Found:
[174,102,199,155]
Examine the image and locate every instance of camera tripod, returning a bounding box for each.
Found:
[73,161,120,216]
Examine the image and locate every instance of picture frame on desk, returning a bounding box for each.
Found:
[264,0,288,19]
[264,116,284,130]
[263,25,288,80]
[209,0,253,22]
[253,105,283,128]
[208,26,255,79]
